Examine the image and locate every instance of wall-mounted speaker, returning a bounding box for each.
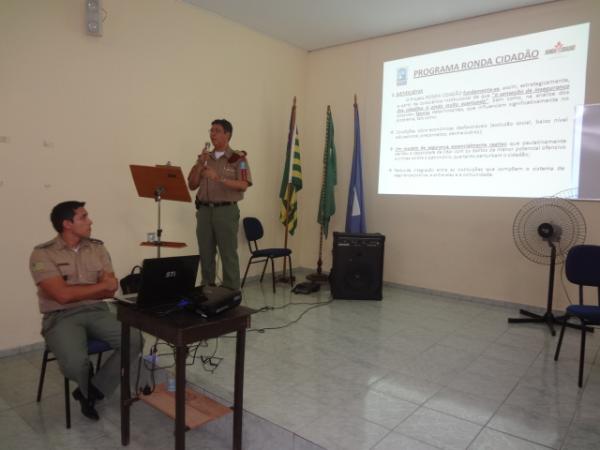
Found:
[86,0,102,36]
[330,232,385,300]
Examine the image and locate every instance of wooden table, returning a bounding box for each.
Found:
[117,304,254,450]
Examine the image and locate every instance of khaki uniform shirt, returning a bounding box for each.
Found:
[29,236,113,314]
[195,147,252,203]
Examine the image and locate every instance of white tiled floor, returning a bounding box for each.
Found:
[2,279,600,449]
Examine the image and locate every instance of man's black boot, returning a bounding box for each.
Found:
[89,383,105,401]
[72,388,100,421]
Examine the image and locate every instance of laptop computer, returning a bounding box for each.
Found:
[115,255,200,311]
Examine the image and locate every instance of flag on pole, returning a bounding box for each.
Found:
[279,100,302,235]
[345,97,366,233]
[317,106,337,238]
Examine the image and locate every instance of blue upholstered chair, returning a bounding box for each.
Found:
[554,245,600,387]
[36,338,112,428]
[241,217,293,292]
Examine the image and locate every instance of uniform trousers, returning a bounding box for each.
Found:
[195,203,241,290]
[42,303,143,399]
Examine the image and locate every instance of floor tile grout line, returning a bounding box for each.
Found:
[386,404,445,450]
[467,328,571,450]
[5,283,600,449]
[464,323,533,448]
[557,363,594,450]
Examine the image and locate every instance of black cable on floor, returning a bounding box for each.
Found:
[249,300,333,333]
[222,299,333,335]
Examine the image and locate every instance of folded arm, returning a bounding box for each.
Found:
[38,272,118,305]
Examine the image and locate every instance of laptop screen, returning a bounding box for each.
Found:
[135,255,200,309]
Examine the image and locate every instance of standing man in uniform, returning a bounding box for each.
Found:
[29,201,143,421]
[187,119,252,290]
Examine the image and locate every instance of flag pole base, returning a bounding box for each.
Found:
[276,274,296,284]
[306,272,329,284]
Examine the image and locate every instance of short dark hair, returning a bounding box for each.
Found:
[50,201,85,232]
[211,119,233,137]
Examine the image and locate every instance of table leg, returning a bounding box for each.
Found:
[233,328,246,450]
[175,345,188,450]
[121,323,131,446]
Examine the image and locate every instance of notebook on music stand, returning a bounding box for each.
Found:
[115,255,200,311]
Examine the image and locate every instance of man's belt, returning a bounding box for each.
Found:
[195,200,237,209]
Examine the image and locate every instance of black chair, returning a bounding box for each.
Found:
[36,339,112,428]
[554,245,600,387]
[241,217,293,292]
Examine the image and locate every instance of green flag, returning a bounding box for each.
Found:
[317,106,337,238]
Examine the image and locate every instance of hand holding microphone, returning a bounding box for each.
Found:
[198,142,210,167]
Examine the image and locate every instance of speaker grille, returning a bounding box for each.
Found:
[344,262,375,290]
[331,232,385,300]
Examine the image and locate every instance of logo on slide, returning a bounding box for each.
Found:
[396,67,408,86]
[545,41,576,55]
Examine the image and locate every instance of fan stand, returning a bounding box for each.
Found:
[508,242,563,335]
[508,241,593,336]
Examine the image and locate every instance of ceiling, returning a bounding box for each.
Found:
[183,0,556,51]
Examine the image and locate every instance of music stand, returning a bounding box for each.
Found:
[130,165,191,257]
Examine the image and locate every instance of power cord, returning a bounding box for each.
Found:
[140,337,223,393]
[138,296,331,384]
[224,298,333,335]
[188,339,222,373]
[251,298,331,313]
[249,300,333,333]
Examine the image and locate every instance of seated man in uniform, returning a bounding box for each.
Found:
[29,201,143,420]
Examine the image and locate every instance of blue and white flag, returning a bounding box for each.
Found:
[345,98,366,233]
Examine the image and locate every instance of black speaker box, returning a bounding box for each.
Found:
[330,232,385,300]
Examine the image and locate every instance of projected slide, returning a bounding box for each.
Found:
[379,23,590,197]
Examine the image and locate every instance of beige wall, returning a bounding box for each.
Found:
[0,0,307,351]
[2,0,600,352]
[300,0,600,307]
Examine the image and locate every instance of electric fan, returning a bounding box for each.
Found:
[509,196,586,335]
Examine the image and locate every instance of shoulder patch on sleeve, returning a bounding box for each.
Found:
[227,150,247,164]
[31,261,46,272]
[89,238,104,245]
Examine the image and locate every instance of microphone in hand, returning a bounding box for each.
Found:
[199,142,210,166]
